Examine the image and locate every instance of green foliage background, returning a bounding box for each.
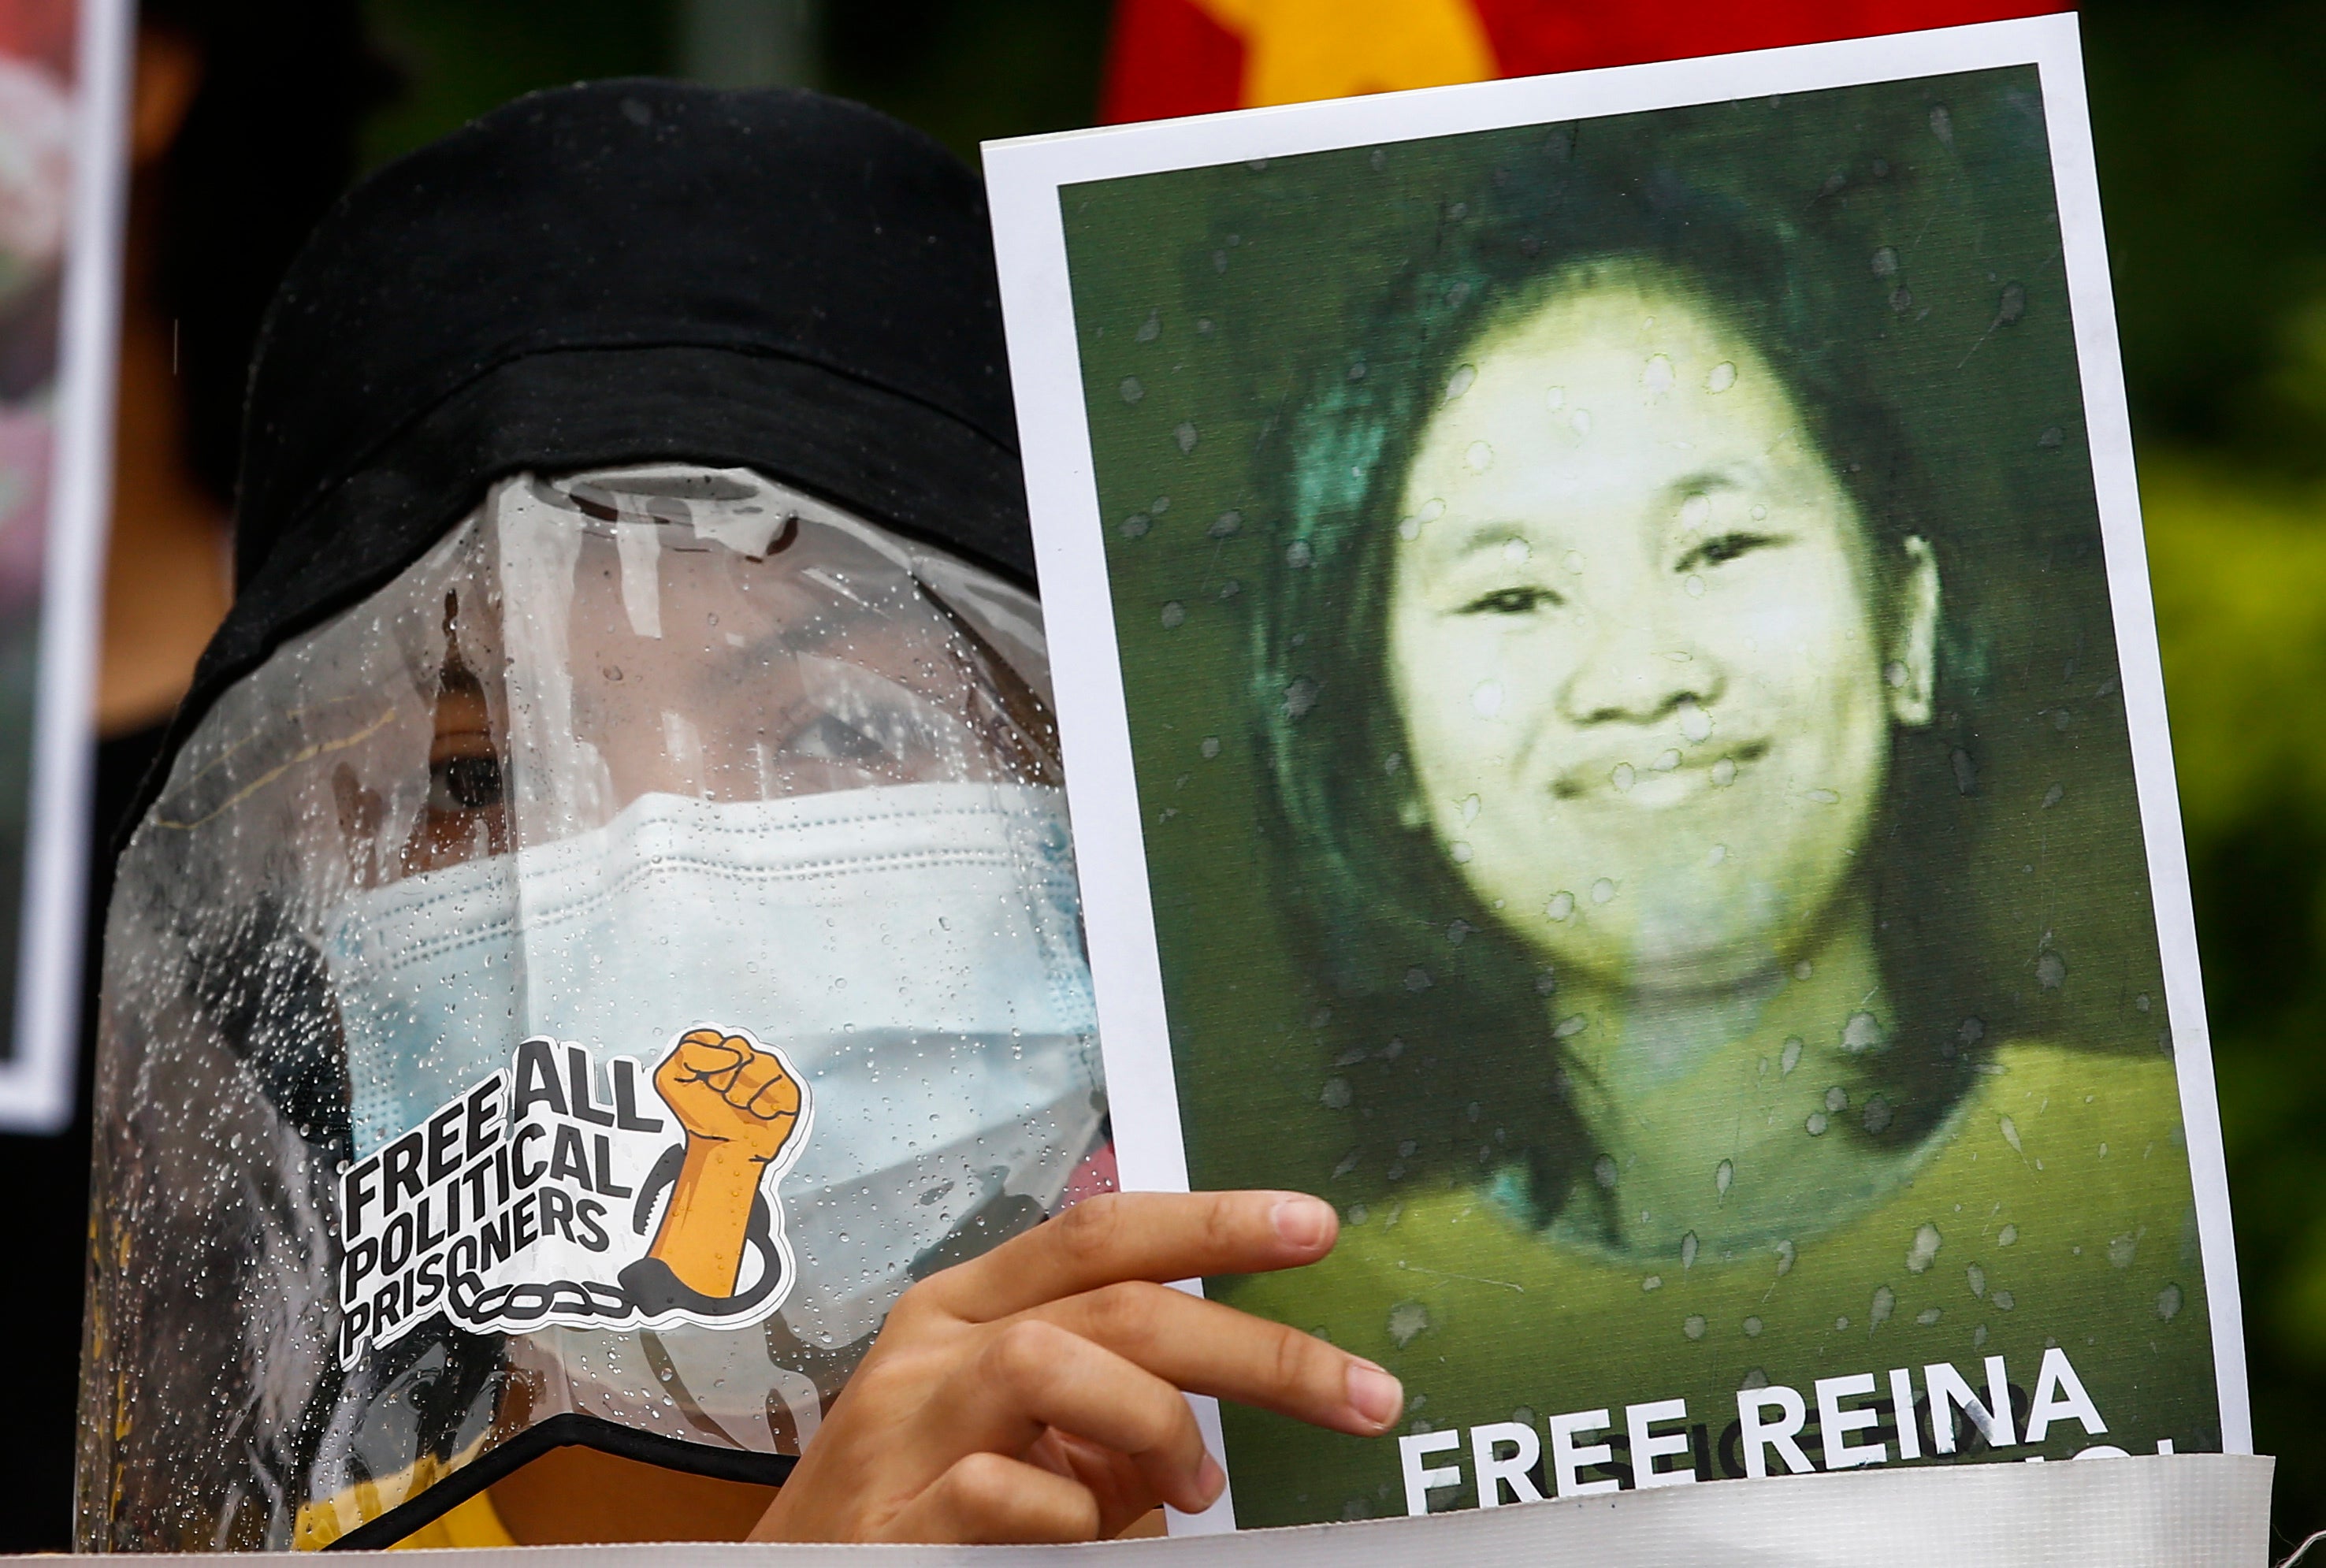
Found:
[356,0,2326,1546]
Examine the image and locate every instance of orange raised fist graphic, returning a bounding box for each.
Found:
[645,1028,809,1299]
[655,1027,804,1165]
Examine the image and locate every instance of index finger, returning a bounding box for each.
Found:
[916,1191,1336,1324]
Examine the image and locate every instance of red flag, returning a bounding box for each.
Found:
[1100,0,2071,124]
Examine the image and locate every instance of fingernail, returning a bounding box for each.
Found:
[1194,1454,1226,1507]
[1346,1361,1403,1430]
[1270,1195,1332,1250]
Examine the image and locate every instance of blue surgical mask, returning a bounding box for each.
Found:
[324,778,1104,1364]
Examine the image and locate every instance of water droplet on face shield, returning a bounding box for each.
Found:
[1641,355,1675,393]
[1715,1159,1733,1197]
[1907,1223,1942,1274]
[1160,601,1186,629]
[1611,763,1636,792]
[1545,891,1575,922]
[1570,409,1593,437]
[1711,757,1737,786]
[1388,1302,1431,1347]
[1119,377,1145,403]
[1594,1155,1619,1191]
[1684,1315,1707,1340]
[2157,1284,2183,1321]
[1590,877,1616,905]
[1174,422,1198,454]
[1466,440,1495,473]
[1444,363,1477,401]
[1679,702,1713,743]
[1472,680,1503,718]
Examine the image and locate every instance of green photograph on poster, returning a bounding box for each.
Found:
[986,16,2242,1532]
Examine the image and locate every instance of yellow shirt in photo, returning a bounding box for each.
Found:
[1218,1042,2213,1526]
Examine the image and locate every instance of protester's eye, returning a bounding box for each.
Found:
[427,754,504,814]
[1678,531,1785,572]
[782,711,894,764]
[1459,585,1564,615]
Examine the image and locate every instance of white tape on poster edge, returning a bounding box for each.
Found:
[19,1452,2276,1565]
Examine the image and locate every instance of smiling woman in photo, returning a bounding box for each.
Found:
[1215,157,2207,1517]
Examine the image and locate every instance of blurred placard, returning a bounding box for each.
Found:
[0,0,128,1130]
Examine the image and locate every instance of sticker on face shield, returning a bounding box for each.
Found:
[335,1026,813,1365]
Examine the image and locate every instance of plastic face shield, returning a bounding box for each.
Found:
[80,466,1105,1551]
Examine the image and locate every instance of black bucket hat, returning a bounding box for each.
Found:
[129,79,1027,835]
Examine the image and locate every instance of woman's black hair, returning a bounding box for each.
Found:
[141,0,399,503]
[1254,144,1990,1235]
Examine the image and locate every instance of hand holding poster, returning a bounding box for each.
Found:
[985,15,2243,1531]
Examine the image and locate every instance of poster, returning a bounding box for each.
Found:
[0,0,128,1131]
[985,15,2246,1532]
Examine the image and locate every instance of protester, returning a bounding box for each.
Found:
[78,81,1395,1550]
